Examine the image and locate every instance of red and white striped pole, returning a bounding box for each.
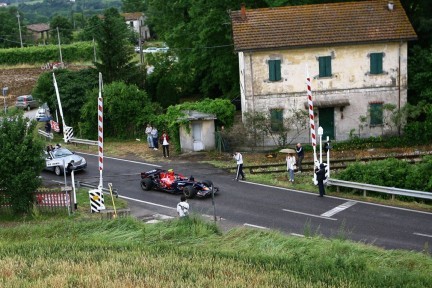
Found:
[98,72,103,190]
[306,68,318,168]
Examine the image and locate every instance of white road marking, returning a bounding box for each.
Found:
[244,223,269,230]
[119,195,175,210]
[413,232,432,238]
[321,201,357,217]
[78,152,161,167]
[282,208,337,221]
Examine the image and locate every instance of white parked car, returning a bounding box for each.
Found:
[35,107,51,122]
[143,47,159,53]
[44,147,87,176]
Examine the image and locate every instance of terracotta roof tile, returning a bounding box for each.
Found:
[231,0,417,52]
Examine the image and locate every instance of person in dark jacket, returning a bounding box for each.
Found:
[315,163,326,197]
[295,143,304,173]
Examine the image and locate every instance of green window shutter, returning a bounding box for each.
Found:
[270,109,283,131]
[319,56,331,77]
[370,103,383,125]
[268,60,281,81]
[370,53,383,74]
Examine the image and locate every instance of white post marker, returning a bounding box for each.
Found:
[53,73,68,143]
[318,126,323,164]
[71,169,77,210]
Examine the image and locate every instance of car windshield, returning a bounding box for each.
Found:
[52,148,73,158]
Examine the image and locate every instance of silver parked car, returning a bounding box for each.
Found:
[44,147,87,176]
[15,95,39,110]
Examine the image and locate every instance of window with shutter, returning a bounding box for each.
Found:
[370,103,383,126]
[370,53,383,74]
[268,59,281,81]
[318,56,332,77]
[270,109,284,132]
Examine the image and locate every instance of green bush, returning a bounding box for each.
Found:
[0,42,94,65]
[336,157,432,192]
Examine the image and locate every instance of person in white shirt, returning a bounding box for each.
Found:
[177,196,189,218]
[160,130,170,157]
[145,124,154,149]
[233,151,245,181]
[151,127,158,150]
[286,153,296,183]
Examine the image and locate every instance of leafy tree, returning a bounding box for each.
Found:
[80,81,160,139]
[75,15,100,41]
[122,0,146,13]
[0,7,27,48]
[93,8,141,85]
[50,15,74,44]
[32,69,99,130]
[0,115,44,215]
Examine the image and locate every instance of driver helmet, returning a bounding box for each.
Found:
[168,169,174,176]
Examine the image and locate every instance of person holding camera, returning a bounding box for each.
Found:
[233,151,245,181]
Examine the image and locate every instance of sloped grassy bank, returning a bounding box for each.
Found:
[0,217,431,288]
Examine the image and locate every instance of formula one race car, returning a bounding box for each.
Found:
[140,168,219,198]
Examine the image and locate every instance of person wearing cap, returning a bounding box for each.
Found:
[315,163,326,197]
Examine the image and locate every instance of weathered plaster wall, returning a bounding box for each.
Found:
[179,120,216,152]
[239,42,408,144]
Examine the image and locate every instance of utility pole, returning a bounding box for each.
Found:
[57,27,63,63]
[16,11,23,48]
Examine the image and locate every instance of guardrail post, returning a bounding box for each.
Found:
[391,194,395,201]
[363,190,367,197]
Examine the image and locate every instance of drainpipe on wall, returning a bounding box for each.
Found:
[398,41,401,136]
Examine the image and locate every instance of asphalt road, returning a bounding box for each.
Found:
[41,150,432,253]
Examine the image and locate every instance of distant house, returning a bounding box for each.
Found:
[230,0,417,144]
[178,111,217,152]
[26,23,50,44]
[122,12,151,40]
[0,3,8,7]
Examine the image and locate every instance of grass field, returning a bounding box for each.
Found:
[1,210,431,287]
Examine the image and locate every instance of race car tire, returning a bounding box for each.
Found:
[183,185,197,199]
[141,178,154,191]
[202,180,213,189]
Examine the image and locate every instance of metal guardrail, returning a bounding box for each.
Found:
[75,181,119,198]
[327,178,432,200]
[69,138,98,146]
[38,129,53,140]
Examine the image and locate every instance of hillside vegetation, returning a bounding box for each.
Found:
[1,216,431,287]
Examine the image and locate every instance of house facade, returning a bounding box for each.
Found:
[122,12,151,40]
[230,0,417,144]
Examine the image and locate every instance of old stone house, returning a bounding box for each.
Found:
[230,0,417,144]
[26,23,50,44]
[122,12,151,40]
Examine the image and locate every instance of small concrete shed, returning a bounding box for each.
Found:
[178,110,217,152]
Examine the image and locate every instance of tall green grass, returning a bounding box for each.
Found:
[1,216,431,287]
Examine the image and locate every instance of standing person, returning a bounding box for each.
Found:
[233,151,245,181]
[160,130,170,157]
[45,121,51,134]
[151,126,158,150]
[315,163,326,197]
[286,153,296,183]
[177,195,189,218]
[295,143,304,173]
[145,123,154,149]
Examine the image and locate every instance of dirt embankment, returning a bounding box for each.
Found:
[0,65,88,107]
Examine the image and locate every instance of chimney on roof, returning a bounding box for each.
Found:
[241,3,246,20]
[387,1,394,11]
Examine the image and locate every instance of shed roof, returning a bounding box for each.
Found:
[179,110,217,121]
[230,0,417,52]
